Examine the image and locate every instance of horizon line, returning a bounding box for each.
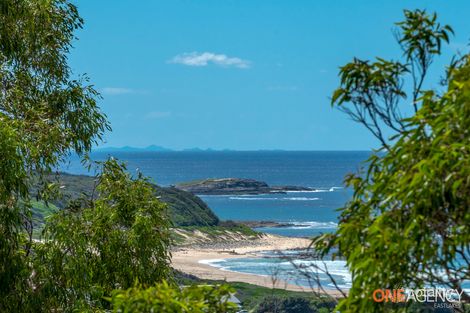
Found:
[92,146,373,152]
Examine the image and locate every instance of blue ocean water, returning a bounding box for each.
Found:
[202,251,470,292]
[60,151,470,291]
[61,151,370,237]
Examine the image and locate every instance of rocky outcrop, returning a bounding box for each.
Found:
[175,178,312,195]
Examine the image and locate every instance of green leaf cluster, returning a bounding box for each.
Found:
[109,282,238,313]
[0,0,108,310]
[0,1,235,312]
[317,9,470,313]
[31,159,172,311]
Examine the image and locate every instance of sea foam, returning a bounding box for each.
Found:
[283,221,338,229]
[228,196,320,201]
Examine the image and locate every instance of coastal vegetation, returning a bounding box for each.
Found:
[33,159,173,311]
[30,172,220,229]
[109,282,237,312]
[173,272,337,313]
[314,9,470,312]
[155,186,219,226]
[0,1,233,311]
[229,282,335,313]
[1,1,468,312]
[28,171,261,246]
[174,224,261,246]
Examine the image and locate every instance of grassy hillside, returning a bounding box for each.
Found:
[30,172,219,227]
[154,186,219,226]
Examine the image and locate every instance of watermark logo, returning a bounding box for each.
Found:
[372,288,463,309]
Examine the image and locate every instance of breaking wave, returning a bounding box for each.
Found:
[199,255,351,289]
[228,197,320,201]
[281,221,338,229]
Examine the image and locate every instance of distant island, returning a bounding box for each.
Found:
[93,145,230,152]
[93,145,229,152]
[93,145,289,152]
[175,178,313,195]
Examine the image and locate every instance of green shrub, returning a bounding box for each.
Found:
[109,281,238,313]
[255,296,316,313]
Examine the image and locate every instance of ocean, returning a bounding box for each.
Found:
[61,150,369,237]
[60,150,470,292]
[200,250,352,290]
[61,150,369,289]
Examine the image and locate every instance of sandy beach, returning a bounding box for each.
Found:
[172,234,343,296]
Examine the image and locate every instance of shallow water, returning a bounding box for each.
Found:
[200,250,351,290]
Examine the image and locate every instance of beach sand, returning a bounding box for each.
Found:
[171,234,343,296]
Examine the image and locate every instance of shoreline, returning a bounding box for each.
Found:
[171,234,343,297]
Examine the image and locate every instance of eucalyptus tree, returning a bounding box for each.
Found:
[33,160,173,311]
[110,282,237,313]
[314,10,470,312]
[0,0,108,310]
[0,1,232,312]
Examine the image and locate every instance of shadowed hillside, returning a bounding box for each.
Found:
[31,172,219,227]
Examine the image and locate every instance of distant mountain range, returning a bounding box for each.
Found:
[94,145,173,152]
[93,145,285,152]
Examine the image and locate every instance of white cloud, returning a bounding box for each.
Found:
[169,52,251,69]
[101,87,135,95]
[101,87,149,96]
[145,111,171,119]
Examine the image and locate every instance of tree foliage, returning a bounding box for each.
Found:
[109,282,238,313]
[331,9,453,149]
[0,1,234,312]
[32,159,172,311]
[0,0,109,310]
[255,296,318,313]
[315,9,470,312]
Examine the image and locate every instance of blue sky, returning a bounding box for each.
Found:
[70,1,469,150]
